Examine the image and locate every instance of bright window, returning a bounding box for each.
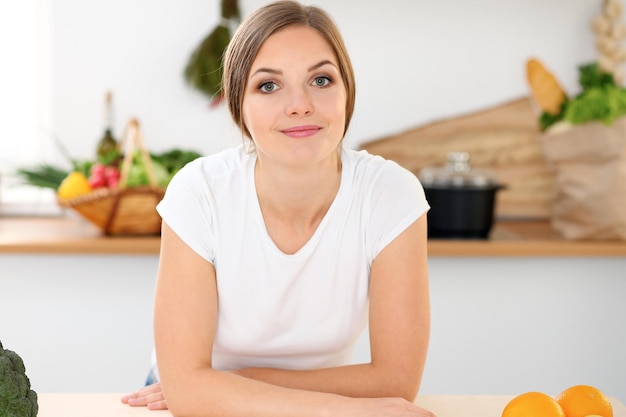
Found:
[0,0,58,215]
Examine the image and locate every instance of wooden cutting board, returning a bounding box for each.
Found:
[360,97,554,219]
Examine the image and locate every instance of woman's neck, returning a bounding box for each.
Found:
[253,149,342,254]
[254,150,342,223]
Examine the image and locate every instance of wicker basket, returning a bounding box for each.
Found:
[58,118,165,236]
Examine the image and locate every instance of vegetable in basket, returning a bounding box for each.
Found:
[16,164,70,191]
[57,171,93,199]
[126,151,171,188]
[16,147,202,195]
[151,149,203,178]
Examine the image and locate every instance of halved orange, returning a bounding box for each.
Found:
[502,391,566,417]
[556,385,613,417]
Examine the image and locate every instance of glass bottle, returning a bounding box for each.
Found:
[96,91,118,162]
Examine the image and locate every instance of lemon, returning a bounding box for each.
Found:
[57,171,92,199]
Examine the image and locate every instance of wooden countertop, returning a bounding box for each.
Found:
[1,216,626,256]
[36,393,626,417]
[428,220,626,257]
[0,216,160,255]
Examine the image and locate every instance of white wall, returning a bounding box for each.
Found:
[412,257,626,401]
[45,0,598,165]
[1,254,158,393]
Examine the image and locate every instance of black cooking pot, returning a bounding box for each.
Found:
[419,152,505,240]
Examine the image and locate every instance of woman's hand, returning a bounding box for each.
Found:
[121,382,168,410]
[119,380,437,416]
[349,397,436,417]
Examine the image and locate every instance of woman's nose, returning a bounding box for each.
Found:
[285,87,313,117]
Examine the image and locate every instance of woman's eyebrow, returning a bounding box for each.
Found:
[250,60,337,78]
[308,59,336,72]
[250,67,282,77]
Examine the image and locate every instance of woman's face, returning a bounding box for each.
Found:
[242,25,347,168]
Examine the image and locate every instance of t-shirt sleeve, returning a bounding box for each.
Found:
[156,159,216,263]
[366,161,430,262]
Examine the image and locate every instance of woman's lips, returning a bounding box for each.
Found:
[281,125,322,138]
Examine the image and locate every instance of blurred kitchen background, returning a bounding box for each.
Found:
[0,0,596,208]
[3,0,625,406]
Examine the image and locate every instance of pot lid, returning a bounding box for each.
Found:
[418,151,498,188]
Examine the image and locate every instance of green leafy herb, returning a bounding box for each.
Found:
[540,61,626,130]
[183,0,240,104]
[578,62,615,90]
[565,86,626,126]
[151,148,202,178]
[16,164,69,190]
[126,151,171,188]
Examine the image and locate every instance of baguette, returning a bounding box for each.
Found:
[526,58,568,115]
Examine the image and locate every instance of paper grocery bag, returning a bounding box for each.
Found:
[539,118,626,240]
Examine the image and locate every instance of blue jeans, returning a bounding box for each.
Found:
[144,367,158,386]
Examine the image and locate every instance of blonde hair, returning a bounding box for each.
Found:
[222,0,356,139]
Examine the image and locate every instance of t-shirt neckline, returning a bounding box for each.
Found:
[248,148,348,258]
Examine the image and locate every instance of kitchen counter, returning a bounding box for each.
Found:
[0,216,160,254]
[1,216,625,256]
[36,393,626,417]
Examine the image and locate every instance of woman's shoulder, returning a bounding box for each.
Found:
[177,145,253,180]
[342,147,420,187]
[164,145,253,199]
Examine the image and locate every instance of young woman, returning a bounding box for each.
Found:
[122,1,433,416]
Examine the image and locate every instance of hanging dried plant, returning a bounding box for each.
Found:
[591,0,626,84]
[184,0,240,106]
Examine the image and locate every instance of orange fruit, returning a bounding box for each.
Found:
[556,385,613,417]
[502,391,566,417]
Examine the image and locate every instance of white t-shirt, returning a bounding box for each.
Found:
[153,145,429,377]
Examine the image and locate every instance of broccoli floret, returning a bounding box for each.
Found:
[0,341,38,417]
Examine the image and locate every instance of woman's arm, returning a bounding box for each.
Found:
[232,214,430,400]
[151,221,434,417]
[154,222,335,417]
[367,213,430,399]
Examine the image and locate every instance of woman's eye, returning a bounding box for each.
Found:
[259,81,278,93]
[312,76,331,87]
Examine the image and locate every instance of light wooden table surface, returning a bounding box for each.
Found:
[37,393,626,417]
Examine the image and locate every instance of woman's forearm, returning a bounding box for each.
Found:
[233,362,421,401]
[163,366,433,417]
[165,366,347,417]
